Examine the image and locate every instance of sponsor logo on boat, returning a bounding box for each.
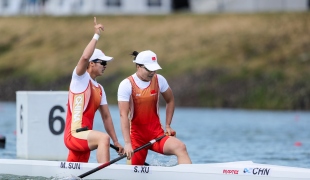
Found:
[60,161,81,170]
[223,169,239,174]
[243,168,270,175]
[133,165,151,174]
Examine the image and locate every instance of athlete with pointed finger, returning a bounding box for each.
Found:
[64,17,123,163]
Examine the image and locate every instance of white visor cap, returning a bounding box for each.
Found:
[89,49,113,62]
[133,50,162,71]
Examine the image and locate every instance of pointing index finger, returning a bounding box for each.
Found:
[94,17,97,25]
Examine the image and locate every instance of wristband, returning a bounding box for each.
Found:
[93,34,100,41]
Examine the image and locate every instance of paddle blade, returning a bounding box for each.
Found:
[60,174,82,180]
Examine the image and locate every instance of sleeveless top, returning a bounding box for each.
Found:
[64,80,102,137]
[128,74,164,141]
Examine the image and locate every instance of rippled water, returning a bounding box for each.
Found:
[1,102,310,179]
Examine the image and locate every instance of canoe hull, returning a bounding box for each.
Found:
[1,159,310,180]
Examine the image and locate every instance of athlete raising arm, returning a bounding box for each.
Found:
[64,17,123,163]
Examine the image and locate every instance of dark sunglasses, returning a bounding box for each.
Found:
[139,65,151,72]
[92,59,107,66]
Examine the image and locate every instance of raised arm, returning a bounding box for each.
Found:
[76,17,104,76]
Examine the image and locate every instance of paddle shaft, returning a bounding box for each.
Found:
[78,135,166,178]
[76,127,148,165]
[110,144,150,166]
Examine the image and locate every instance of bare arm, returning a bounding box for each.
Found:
[161,87,176,136]
[76,17,104,76]
[98,104,123,152]
[118,101,134,159]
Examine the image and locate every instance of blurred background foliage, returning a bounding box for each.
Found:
[0,12,310,109]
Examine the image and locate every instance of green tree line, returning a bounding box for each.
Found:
[0,13,310,110]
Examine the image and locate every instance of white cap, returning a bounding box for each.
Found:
[133,50,162,71]
[89,49,113,62]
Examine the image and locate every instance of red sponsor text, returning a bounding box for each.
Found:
[223,169,239,174]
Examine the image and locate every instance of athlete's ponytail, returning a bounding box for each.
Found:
[131,51,139,60]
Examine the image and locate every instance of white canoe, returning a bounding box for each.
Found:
[1,159,310,179]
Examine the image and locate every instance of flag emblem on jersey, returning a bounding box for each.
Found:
[152,57,156,61]
[150,90,156,94]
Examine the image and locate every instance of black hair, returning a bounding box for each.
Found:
[131,51,144,67]
[130,51,139,60]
